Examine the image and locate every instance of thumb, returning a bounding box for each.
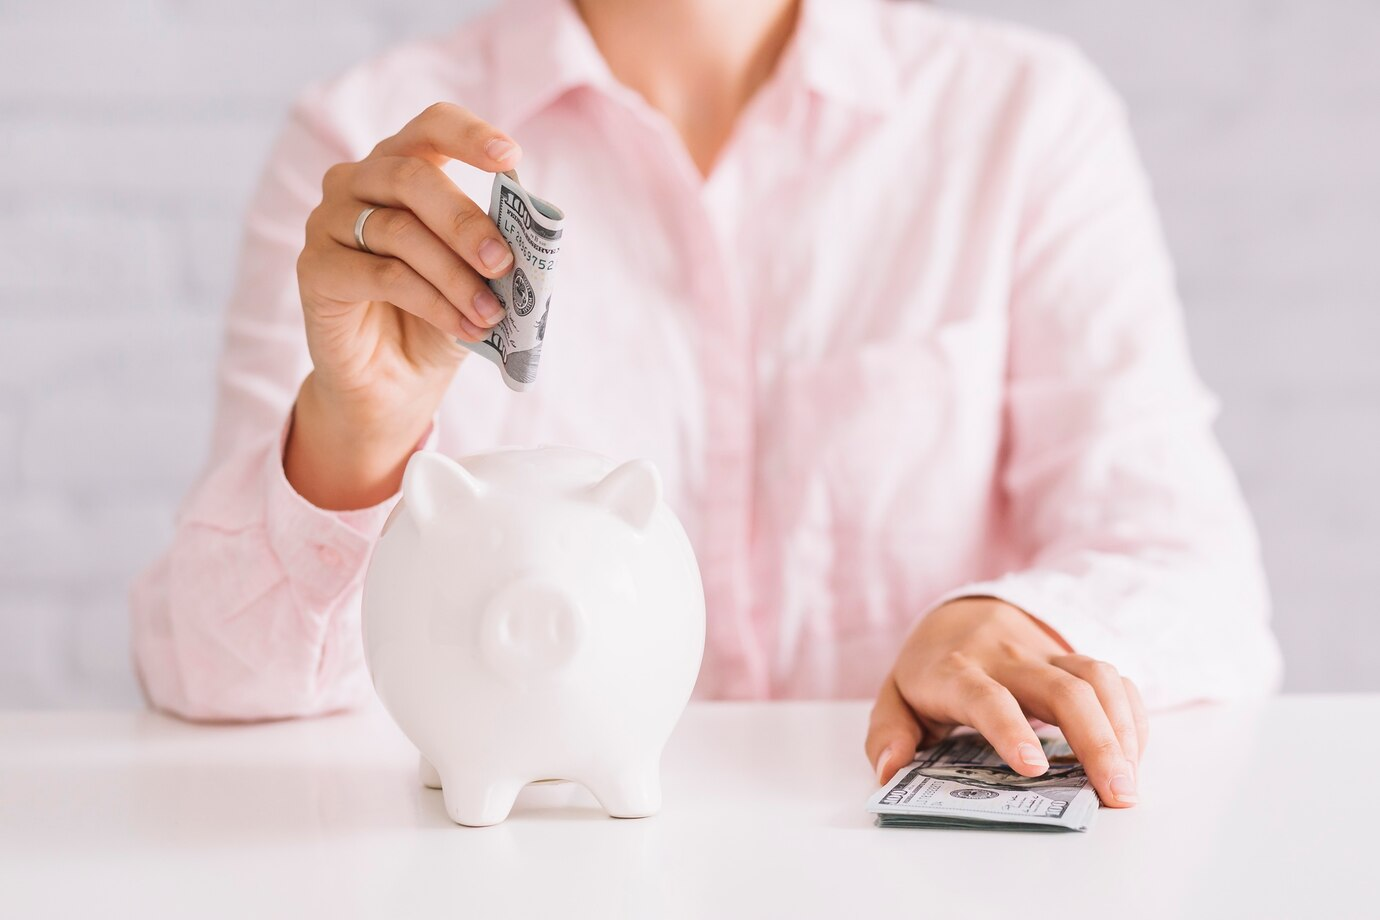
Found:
[866,676,924,786]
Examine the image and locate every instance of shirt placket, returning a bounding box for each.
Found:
[585,73,771,698]
[692,171,768,701]
[696,81,812,700]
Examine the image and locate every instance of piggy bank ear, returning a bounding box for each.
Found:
[402,451,482,529]
[588,459,661,531]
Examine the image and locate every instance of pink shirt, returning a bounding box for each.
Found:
[130,0,1282,720]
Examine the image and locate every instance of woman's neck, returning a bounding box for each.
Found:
[574,0,801,177]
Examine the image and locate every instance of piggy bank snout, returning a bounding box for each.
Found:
[479,578,588,681]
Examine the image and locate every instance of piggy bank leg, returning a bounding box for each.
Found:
[585,759,662,819]
[419,754,442,790]
[439,774,524,827]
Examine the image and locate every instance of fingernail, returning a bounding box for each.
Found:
[477,238,513,273]
[1018,742,1048,769]
[875,748,894,785]
[456,313,484,341]
[1110,774,1138,804]
[485,138,519,163]
[473,289,504,324]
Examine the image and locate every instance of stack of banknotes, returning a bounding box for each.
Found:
[866,733,1100,832]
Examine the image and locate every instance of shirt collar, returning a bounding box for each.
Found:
[484,0,619,127]
[484,0,901,127]
[791,0,901,113]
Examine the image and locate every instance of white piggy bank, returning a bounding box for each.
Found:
[361,447,705,827]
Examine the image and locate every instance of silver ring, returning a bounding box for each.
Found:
[353,206,379,254]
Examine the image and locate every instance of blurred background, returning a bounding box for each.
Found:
[0,0,1376,706]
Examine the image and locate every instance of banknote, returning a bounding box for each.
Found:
[461,169,564,391]
[866,733,1100,832]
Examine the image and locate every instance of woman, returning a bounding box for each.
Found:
[130,0,1282,809]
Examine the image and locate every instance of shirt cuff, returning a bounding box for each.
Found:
[263,416,439,607]
[927,572,1152,690]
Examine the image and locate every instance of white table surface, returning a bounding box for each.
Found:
[1,696,1373,919]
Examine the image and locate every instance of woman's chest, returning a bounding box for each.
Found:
[438,102,1020,542]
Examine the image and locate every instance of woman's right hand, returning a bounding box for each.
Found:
[285,103,522,510]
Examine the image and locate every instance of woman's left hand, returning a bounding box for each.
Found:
[866,597,1148,807]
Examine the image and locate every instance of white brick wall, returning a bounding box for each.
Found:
[0,0,1375,706]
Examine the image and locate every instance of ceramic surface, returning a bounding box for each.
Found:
[362,447,706,826]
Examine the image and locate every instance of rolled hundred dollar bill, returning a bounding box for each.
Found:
[461,169,564,391]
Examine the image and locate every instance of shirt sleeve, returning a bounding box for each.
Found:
[127,95,435,721]
[932,51,1283,709]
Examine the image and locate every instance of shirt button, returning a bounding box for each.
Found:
[316,544,342,567]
